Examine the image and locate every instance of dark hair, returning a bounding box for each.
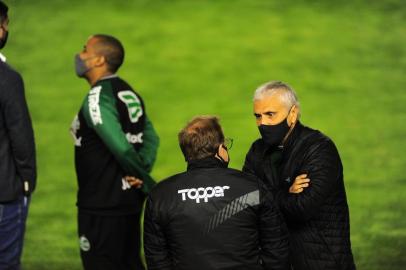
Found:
[178,116,225,161]
[0,1,8,24]
[93,34,125,73]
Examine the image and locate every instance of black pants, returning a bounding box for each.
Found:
[78,211,145,270]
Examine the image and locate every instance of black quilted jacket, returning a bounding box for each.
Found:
[243,122,356,270]
[144,157,289,270]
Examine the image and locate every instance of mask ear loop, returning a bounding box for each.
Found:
[281,105,297,146]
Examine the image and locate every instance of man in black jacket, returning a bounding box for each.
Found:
[0,1,36,269]
[144,116,289,270]
[243,81,356,270]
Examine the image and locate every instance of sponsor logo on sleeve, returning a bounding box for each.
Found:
[88,86,103,125]
[178,186,230,203]
[126,132,143,144]
[118,91,143,123]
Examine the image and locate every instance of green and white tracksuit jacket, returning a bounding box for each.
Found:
[71,75,159,215]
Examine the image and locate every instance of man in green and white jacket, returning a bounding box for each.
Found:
[70,34,159,270]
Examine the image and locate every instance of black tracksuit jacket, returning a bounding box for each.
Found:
[0,58,36,202]
[71,76,159,215]
[144,157,289,270]
[243,122,356,270]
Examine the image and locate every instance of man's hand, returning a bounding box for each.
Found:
[289,174,310,194]
[125,176,143,189]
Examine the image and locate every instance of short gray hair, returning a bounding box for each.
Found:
[253,81,300,115]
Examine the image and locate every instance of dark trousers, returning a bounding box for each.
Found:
[78,211,145,270]
[0,196,30,270]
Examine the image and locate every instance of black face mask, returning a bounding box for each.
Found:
[258,117,290,147]
[0,30,8,49]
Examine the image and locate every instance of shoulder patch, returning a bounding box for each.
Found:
[88,86,103,125]
[117,90,143,123]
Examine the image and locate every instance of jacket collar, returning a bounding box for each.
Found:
[281,121,304,153]
[92,74,118,86]
[99,74,118,81]
[187,156,227,171]
[0,52,6,62]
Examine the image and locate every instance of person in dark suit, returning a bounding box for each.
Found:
[0,1,37,269]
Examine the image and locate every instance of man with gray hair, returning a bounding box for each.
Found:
[243,81,356,270]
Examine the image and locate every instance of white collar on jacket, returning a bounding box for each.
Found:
[0,52,6,62]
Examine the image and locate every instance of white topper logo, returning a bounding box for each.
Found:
[178,186,230,203]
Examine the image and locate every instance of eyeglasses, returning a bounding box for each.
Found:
[223,138,233,150]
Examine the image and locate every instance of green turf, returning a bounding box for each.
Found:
[2,0,405,269]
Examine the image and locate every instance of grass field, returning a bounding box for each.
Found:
[2,0,406,269]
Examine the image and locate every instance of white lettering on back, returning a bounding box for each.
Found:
[178,186,230,203]
[88,86,103,125]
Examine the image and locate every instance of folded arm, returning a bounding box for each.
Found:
[278,141,341,222]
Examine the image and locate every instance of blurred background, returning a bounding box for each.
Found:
[2,0,405,269]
